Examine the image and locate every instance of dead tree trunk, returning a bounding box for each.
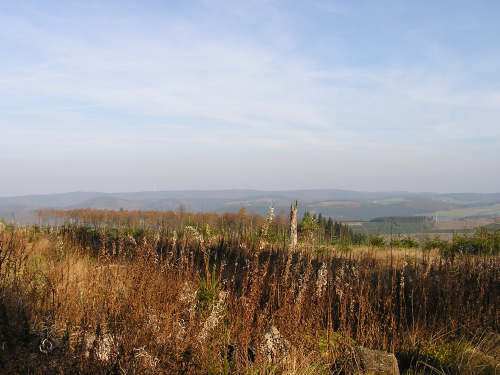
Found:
[290,201,298,249]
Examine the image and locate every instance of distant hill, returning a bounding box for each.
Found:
[1,190,500,223]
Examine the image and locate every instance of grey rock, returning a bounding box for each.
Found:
[354,346,400,375]
[258,325,292,363]
[85,333,119,362]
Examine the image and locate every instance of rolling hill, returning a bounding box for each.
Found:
[1,190,500,223]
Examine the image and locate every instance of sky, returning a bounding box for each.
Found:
[1,0,499,196]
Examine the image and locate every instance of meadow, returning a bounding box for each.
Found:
[0,209,498,374]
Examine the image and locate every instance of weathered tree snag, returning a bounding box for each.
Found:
[290,201,298,249]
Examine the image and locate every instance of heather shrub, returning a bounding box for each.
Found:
[390,236,419,248]
[449,229,500,256]
[423,235,451,253]
[368,234,386,247]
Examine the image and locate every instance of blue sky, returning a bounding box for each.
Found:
[1,0,499,195]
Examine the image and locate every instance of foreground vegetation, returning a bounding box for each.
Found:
[34,208,500,255]
[0,210,498,374]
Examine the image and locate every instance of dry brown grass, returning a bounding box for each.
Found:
[0,226,498,374]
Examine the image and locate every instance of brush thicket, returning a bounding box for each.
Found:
[0,221,498,374]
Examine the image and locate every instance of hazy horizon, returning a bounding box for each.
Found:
[2,187,500,199]
[2,1,499,196]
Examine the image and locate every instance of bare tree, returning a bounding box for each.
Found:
[290,201,298,249]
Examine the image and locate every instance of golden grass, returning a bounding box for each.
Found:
[0,228,498,374]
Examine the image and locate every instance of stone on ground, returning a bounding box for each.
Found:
[354,346,400,375]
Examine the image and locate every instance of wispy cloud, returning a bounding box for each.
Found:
[0,1,499,194]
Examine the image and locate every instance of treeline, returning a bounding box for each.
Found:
[370,216,433,223]
[299,212,365,245]
[33,208,500,255]
[36,208,285,238]
[35,208,357,245]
